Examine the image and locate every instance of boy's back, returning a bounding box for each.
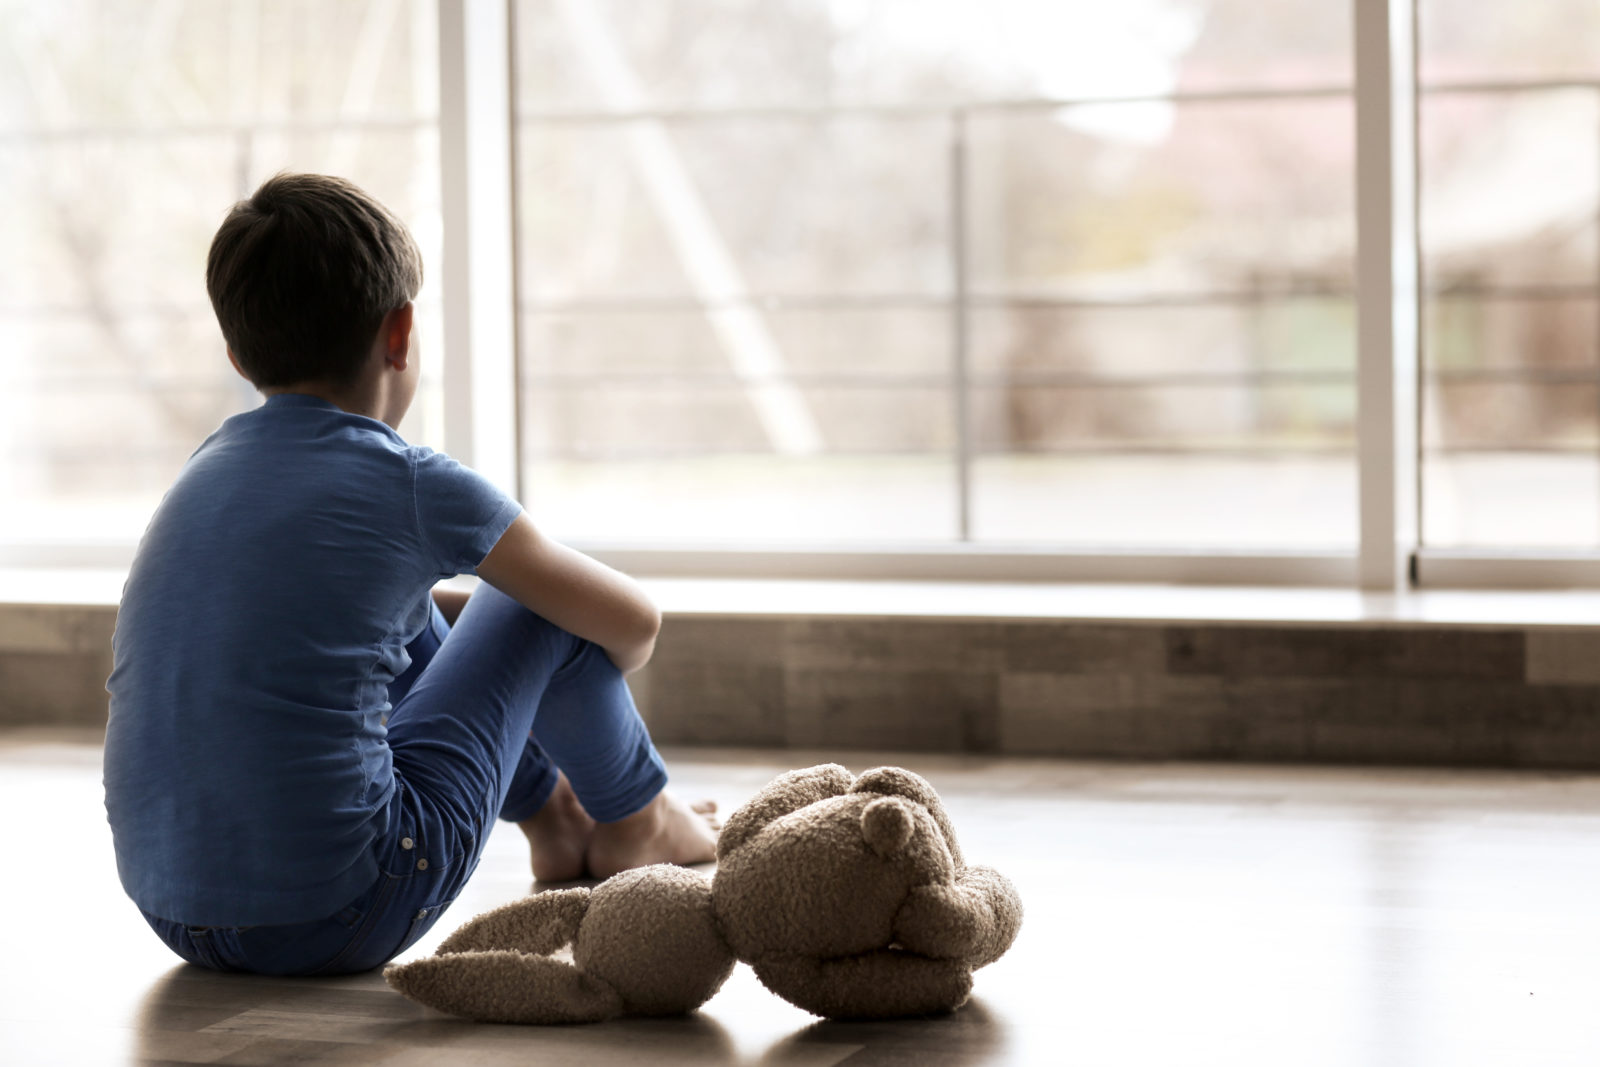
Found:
[105,393,517,927]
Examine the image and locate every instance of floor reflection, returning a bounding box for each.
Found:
[760,998,1008,1067]
[133,958,1012,1066]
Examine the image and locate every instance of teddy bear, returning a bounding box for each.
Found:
[384,764,1022,1022]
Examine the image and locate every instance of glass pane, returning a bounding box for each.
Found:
[1425,295,1599,372]
[973,455,1356,548]
[1178,1,1351,92]
[1418,6,1600,550]
[513,1,1358,551]
[516,117,950,301]
[1419,90,1599,289]
[0,1,442,549]
[514,0,1350,111]
[971,384,1354,452]
[522,306,949,378]
[970,382,1355,548]
[970,299,1356,378]
[1422,379,1599,548]
[1424,455,1600,548]
[1423,383,1598,451]
[521,384,957,543]
[967,98,1355,298]
[1419,0,1600,83]
[0,0,434,126]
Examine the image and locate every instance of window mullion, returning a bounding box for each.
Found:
[438,0,518,496]
[1354,0,1421,590]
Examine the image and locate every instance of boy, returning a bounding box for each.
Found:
[104,172,717,976]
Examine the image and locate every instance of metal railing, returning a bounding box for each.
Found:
[8,81,1599,502]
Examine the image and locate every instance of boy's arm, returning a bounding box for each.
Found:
[474,512,661,674]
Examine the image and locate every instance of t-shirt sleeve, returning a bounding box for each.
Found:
[411,448,524,576]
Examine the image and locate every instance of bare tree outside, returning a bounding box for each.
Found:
[1,0,443,549]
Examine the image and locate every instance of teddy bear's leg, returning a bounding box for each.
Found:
[892,865,1024,968]
[715,764,854,859]
[385,950,625,1024]
[753,951,974,1020]
[435,887,590,956]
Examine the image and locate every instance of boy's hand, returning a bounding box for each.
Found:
[475,513,661,674]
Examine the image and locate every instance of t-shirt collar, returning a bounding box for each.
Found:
[263,392,344,412]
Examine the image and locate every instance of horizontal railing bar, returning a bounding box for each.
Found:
[19,442,1600,462]
[6,79,1590,143]
[1427,367,1600,384]
[516,291,1354,312]
[7,280,1594,323]
[1420,77,1600,96]
[1423,283,1599,300]
[1422,444,1600,455]
[514,368,1599,387]
[0,115,436,145]
[512,78,1600,125]
[515,86,1357,124]
[515,371,1354,388]
[13,366,1600,392]
[529,444,1360,459]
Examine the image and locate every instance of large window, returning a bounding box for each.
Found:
[0,0,444,554]
[1418,0,1600,550]
[5,0,1597,585]
[511,0,1360,549]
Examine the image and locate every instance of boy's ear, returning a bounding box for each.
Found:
[381,302,415,371]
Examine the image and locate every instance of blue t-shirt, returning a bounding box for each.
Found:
[104,393,522,927]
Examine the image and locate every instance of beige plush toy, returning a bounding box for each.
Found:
[385,764,1022,1022]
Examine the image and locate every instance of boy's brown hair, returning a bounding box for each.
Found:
[206,173,423,388]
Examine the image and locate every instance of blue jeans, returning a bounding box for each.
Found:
[142,585,667,975]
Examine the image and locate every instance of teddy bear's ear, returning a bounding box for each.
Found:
[851,767,964,867]
[861,796,915,857]
[717,763,854,859]
[385,951,625,1024]
[437,888,590,957]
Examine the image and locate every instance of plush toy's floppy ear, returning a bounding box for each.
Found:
[436,887,590,957]
[717,763,854,859]
[851,766,964,866]
[385,887,624,1024]
[386,950,625,1024]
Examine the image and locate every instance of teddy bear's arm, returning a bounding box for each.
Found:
[436,887,591,957]
[716,763,854,859]
[892,865,1022,968]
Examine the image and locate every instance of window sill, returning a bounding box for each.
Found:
[5,567,1598,629]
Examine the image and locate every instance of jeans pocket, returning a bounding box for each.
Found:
[307,874,400,976]
[191,924,268,972]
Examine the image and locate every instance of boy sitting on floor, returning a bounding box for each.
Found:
[104,172,716,976]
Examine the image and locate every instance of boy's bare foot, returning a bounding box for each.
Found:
[586,790,720,880]
[517,772,596,883]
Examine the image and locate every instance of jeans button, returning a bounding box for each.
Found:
[417,858,429,871]
[401,837,414,850]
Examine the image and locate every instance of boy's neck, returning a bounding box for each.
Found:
[260,377,400,429]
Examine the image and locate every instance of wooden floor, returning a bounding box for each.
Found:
[7,728,1600,1066]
